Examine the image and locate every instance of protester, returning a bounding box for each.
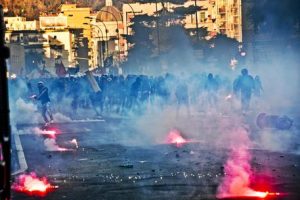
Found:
[233,68,255,112]
[9,69,262,120]
[254,75,263,97]
[204,73,219,108]
[175,77,190,117]
[32,81,54,125]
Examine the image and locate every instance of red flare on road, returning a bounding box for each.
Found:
[34,127,60,139]
[216,128,282,200]
[166,129,188,147]
[45,130,57,138]
[12,172,58,196]
[218,191,282,199]
[44,138,70,152]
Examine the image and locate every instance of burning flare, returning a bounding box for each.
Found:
[166,129,188,147]
[12,172,58,196]
[70,139,79,149]
[217,128,270,199]
[44,138,69,151]
[33,127,59,138]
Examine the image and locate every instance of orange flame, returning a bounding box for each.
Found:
[216,128,281,200]
[12,173,58,196]
[34,127,59,139]
[166,129,188,147]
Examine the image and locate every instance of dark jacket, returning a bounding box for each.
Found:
[37,86,51,104]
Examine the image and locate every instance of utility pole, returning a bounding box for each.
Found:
[0,4,11,200]
[155,0,160,55]
[194,0,199,41]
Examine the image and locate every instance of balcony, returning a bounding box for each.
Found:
[219,7,226,13]
[234,18,240,24]
[231,7,238,15]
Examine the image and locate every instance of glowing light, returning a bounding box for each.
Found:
[11,74,17,79]
[218,190,283,199]
[70,139,79,148]
[216,128,281,200]
[225,94,232,100]
[33,127,59,139]
[12,172,58,196]
[245,190,268,198]
[217,190,269,199]
[44,138,70,152]
[166,129,188,147]
[44,130,57,138]
[230,58,238,70]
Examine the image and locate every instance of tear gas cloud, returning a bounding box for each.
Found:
[8,37,300,154]
[7,2,300,199]
[10,0,300,170]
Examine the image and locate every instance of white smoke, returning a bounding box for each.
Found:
[256,128,300,154]
[14,98,43,124]
[53,113,72,123]
[43,138,69,152]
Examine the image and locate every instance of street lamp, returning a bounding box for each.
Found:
[84,16,109,56]
[124,3,136,35]
[194,0,199,41]
[92,25,105,68]
[97,9,122,61]
[96,20,109,55]
[155,0,160,55]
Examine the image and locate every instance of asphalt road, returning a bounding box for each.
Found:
[11,116,300,200]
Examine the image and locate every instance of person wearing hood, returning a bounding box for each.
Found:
[32,81,54,125]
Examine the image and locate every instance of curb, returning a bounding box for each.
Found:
[11,131,28,176]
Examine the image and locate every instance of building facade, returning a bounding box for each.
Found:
[59,4,92,70]
[90,0,126,69]
[122,0,242,42]
[4,0,243,76]
[4,17,39,31]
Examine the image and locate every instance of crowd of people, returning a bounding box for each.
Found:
[9,68,263,124]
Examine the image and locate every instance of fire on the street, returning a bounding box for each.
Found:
[216,128,282,200]
[12,172,58,196]
[218,191,282,199]
[44,130,57,138]
[44,138,70,152]
[34,127,60,139]
[166,129,189,147]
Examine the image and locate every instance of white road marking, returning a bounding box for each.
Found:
[12,131,28,175]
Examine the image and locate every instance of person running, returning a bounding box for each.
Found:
[32,81,54,125]
[253,75,263,97]
[233,68,255,112]
[175,77,190,117]
[204,73,219,108]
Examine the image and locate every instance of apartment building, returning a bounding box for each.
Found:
[122,0,242,42]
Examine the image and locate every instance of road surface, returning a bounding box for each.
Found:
[11,115,300,200]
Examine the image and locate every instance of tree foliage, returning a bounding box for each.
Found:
[122,0,215,74]
[0,0,134,20]
[245,0,300,36]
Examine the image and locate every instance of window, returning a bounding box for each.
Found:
[200,12,206,22]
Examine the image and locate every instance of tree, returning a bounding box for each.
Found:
[244,0,300,37]
[122,0,208,74]
[122,14,157,74]
[207,34,239,67]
